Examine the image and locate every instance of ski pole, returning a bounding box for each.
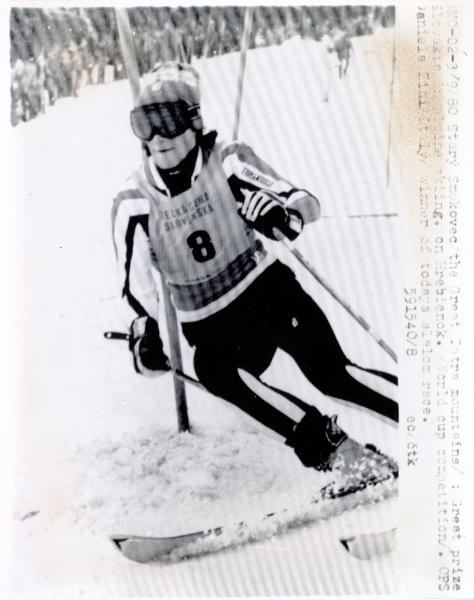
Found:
[273,229,398,364]
[104,331,207,392]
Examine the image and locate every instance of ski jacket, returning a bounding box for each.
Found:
[112,132,320,324]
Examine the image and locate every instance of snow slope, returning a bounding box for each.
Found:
[6,31,400,596]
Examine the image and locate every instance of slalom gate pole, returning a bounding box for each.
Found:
[232,7,253,140]
[115,9,140,103]
[114,8,190,432]
[160,287,191,431]
[273,230,398,364]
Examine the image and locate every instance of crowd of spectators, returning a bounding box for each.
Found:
[10,5,395,126]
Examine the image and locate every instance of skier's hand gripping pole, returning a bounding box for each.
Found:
[129,316,171,377]
[272,228,398,364]
[104,331,207,393]
[238,190,302,241]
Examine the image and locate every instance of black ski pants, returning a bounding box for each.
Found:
[182,261,398,439]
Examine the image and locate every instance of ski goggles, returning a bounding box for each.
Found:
[130,101,196,141]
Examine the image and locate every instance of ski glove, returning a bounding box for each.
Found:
[130,316,171,377]
[239,190,303,241]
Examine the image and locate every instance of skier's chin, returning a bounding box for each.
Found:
[151,149,180,170]
[148,129,197,170]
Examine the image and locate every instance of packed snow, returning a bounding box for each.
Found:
[6,31,400,596]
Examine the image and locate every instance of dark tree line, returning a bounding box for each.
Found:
[10,6,395,125]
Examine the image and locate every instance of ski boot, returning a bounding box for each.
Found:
[286,407,398,497]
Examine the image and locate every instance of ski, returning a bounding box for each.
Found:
[111,471,397,563]
[111,527,223,564]
[340,528,397,560]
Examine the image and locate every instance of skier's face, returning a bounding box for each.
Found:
[147,129,197,169]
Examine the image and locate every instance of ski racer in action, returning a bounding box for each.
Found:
[112,62,397,481]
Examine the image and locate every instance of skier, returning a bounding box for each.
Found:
[333,28,353,78]
[112,62,397,478]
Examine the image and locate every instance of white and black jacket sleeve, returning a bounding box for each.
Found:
[221,140,321,237]
[111,185,160,325]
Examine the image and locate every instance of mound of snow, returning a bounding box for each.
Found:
[61,424,334,537]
